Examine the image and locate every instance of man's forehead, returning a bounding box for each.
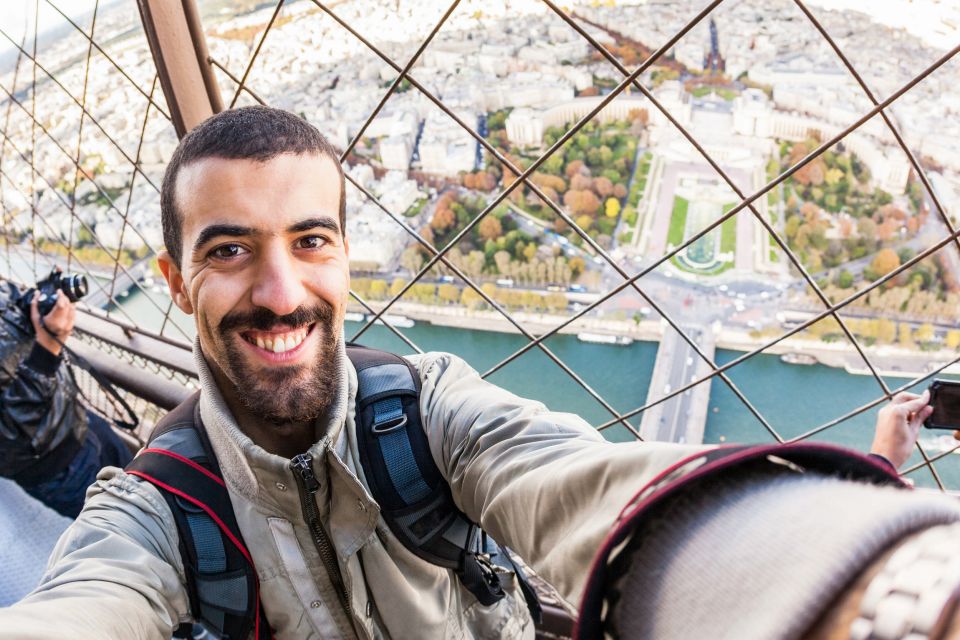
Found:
[177,152,340,191]
[176,153,341,234]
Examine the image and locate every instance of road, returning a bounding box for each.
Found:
[640,324,714,444]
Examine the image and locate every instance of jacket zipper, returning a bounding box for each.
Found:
[290,452,353,622]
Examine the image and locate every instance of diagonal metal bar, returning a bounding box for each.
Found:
[344,173,642,436]
[542,0,893,404]
[347,290,423,355]
[43,0,171,121]
[476,41,960,411]
[338,0,460,162]
[903,442,960,476]
[208,57,266,105]
[0,26,162,194]
[228,0,285,108]
[593,227,960,433]
[345,0,725,345]
[66,0,100,273]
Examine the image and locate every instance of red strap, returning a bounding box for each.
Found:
[127,470,264,640]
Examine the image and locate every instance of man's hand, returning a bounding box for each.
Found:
[870,390,933,469]
[30,292,76,357]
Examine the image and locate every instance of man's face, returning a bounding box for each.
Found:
[158,153,349,424]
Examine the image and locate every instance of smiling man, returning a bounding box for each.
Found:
[1,106,958,640]
[162,148,348,456]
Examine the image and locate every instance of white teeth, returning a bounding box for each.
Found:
[249,328,309,352]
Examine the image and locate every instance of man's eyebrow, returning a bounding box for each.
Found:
[192,224,255,255]
[286,216,341,235]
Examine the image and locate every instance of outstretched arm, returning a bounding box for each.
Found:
[0,470,190,639]
[413,352,710,605]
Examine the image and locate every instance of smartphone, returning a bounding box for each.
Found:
[924,379,960,430]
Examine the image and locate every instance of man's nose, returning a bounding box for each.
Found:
[250,248,307,317]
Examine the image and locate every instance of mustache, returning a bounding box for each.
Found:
[219,303,334,334]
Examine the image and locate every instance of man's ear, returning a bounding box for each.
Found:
[156,250,194,315]
[343,233,349,258]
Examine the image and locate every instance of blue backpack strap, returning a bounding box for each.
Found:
[346,344,541,622]
[126,392,270,640]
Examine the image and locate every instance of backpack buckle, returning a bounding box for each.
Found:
[372,414,408,434]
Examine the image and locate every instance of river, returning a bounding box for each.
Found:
[113,288,958,489]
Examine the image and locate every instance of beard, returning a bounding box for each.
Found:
[213,302,341,424]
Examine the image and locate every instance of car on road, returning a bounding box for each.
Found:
[568,284,587,293]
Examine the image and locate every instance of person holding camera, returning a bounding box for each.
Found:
[0,278,131,518]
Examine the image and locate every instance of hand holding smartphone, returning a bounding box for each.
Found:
[923,379,960,430]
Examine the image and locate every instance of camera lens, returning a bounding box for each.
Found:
[63,274,88,301]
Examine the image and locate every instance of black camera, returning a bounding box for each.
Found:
[13,268,88,322]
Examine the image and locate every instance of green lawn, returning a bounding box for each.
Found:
[668,197,689,246]
[720,203,736,254]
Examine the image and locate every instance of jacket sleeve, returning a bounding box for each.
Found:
[413,352,712,607]
[0,340,80,453]
[0,468,191,639]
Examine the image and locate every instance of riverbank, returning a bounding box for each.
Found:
[349,300,959,381]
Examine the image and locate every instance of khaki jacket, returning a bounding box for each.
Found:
[0,341,708,639]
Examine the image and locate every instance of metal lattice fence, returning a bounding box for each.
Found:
[1,0,958,488]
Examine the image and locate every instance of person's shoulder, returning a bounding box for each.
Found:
[403,351,475,381]
[87,465,178,526]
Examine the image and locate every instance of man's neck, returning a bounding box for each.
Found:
[211,368,318,459]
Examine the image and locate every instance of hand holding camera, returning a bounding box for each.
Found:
[10,268,88,357]
[30,290,76,356]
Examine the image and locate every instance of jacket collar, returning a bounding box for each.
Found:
[192,335,351,503]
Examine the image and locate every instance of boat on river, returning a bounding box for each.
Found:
[780,353,818,366]
[577,332,633,346]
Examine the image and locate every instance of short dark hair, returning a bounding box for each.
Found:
[160,105,345,267]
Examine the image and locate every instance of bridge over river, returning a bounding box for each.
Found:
[639,324,715,444]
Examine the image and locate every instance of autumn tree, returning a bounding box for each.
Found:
[564,190,601,216]
[898,323,913,347]
[531,172,566,192]
[877,318,897,343]
[946,329,960,350]
[478,215,503,241]
[400,246,424,274]
[593,176,614,198]
[369,279,388,300]
[431,206,455,232]
[570,174,594,192]
[870,248,901,279]
[565,160,588,178]
[438,284,460,304]
[915,323,935,343]
[605,197,621,218]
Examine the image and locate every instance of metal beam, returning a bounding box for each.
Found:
[137,0,223,138]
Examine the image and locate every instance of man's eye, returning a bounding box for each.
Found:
[296,235,328,250]
[209,244,246,259]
